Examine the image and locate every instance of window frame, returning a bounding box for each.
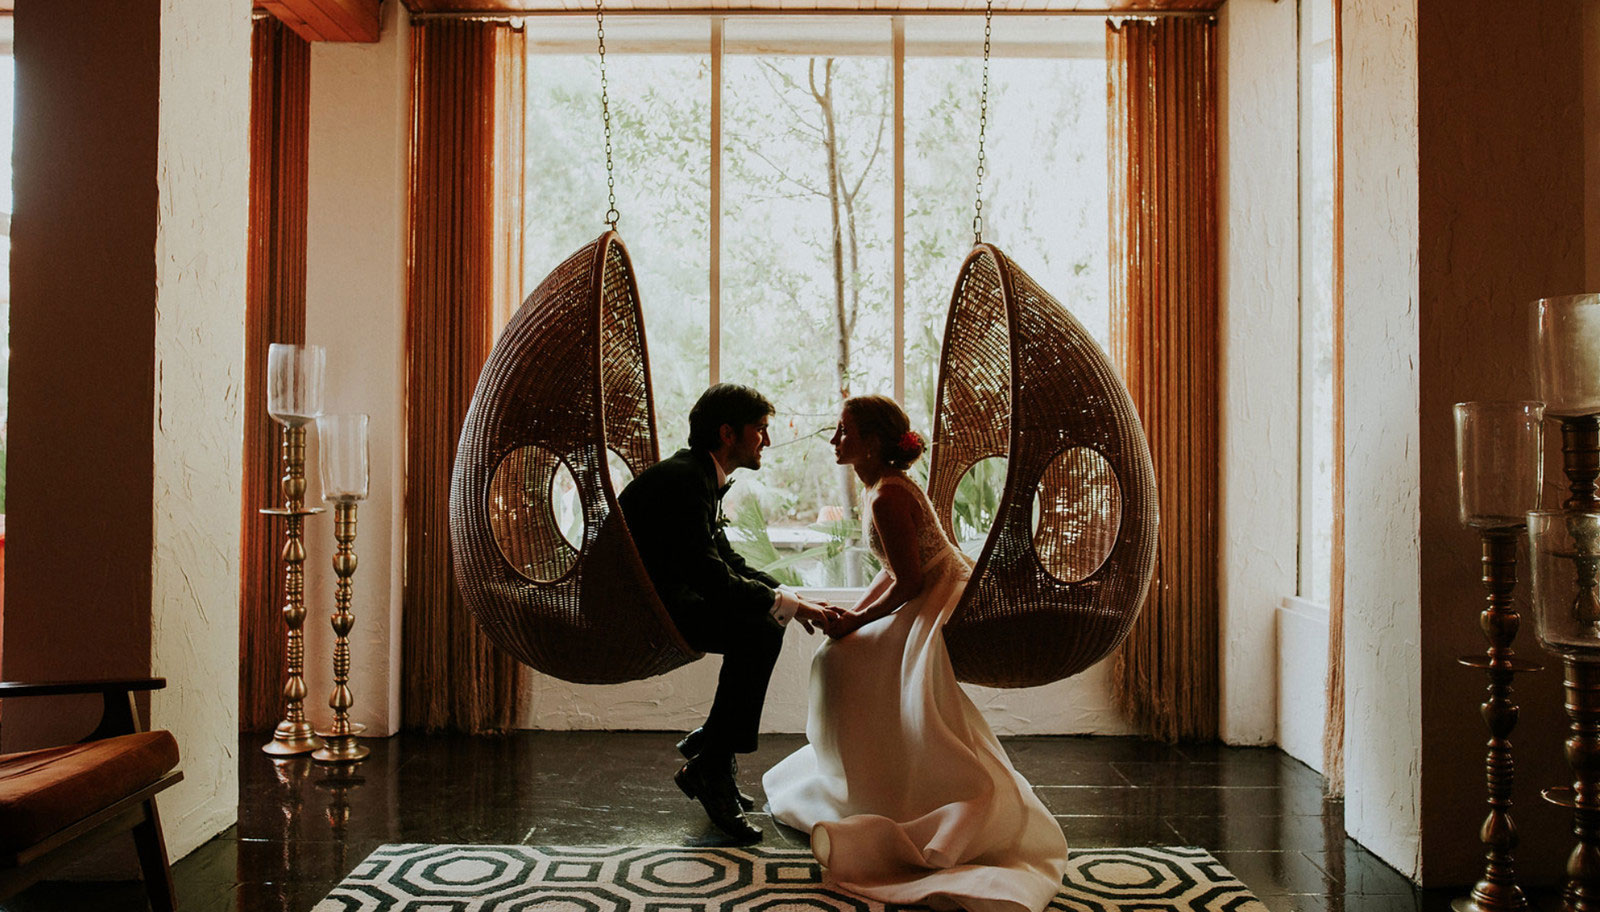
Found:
[523,14,1108,591]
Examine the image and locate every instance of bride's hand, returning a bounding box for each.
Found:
[827,608,864,639]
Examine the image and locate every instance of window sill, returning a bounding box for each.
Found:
[795,587,866,607]
[1280,595,1330,620]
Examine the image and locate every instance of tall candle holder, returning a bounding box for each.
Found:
[262,343,326,756]
[1451,401,1545,912]
[1529,510,1600,912]
[313,413,370,763]
[1534,293,1600,911]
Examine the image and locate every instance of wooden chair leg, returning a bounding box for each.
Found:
[130,798,175,912]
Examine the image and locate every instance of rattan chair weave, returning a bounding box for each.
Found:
[450,232,699,684]
[930,245,1158,688]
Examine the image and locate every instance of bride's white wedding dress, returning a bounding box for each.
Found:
[763,474,1068,912]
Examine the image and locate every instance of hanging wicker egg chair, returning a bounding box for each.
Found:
[450,231,700,684]
[929,244,1159,688]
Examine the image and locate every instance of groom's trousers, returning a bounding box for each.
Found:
[668,601,786,755]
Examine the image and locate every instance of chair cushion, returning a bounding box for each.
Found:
[0,731,179,855]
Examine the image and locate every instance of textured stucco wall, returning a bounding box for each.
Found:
[304,0,411,738]
[1216,0,1300,747]
[148,0,251,860]
[1415,0,1583,886]
[1341,0,1422,879]
[520,610,1132,735]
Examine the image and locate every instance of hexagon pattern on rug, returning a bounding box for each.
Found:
[313,844,1271,912]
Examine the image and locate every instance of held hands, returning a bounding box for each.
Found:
[793,600,832,635]
[823,605,867,639]
[792,599,869,638]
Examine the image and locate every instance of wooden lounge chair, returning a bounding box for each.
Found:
[0,677,182,911]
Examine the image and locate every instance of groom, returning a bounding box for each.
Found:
[619,383,830,844]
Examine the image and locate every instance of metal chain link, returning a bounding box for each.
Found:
[597,0,619,229]
[972,0,992,246]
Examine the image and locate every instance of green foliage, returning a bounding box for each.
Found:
[727,496,804,587]
[952,456,1006,553]
[728,493,882,587]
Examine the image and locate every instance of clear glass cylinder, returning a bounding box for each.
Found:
[1536,294,1600,417]
[1528,509,1600,655]
[267,343,326,427]
[1454,401,1545,529]
[317,413,369,503]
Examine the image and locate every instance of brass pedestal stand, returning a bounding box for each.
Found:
[1453,528,1540,912]
[313,500,368,763]
[1547,415,1600,912]
[1546,658,1600,912]
[262,424,325,756]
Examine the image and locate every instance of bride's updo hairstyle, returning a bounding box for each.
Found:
[844,395,926,471]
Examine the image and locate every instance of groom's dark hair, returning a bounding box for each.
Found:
[688,383,775,452]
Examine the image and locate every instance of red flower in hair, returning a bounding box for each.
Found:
[899,430,924,451]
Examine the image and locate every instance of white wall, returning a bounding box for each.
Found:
[303,0,412,737]
[1276,598,1328,774]
[521,591,1132,735]
[1216,0,1301,746]
[148,0,251,860]
[1340,0,1423,879]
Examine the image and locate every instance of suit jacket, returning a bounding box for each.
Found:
[618,448,780,617]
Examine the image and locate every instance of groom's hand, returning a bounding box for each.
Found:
[793,601,829,635]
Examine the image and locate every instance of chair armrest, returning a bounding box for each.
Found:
[0,679,168,740]
[0,679,167,699]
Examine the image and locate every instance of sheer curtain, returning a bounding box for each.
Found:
[403,19,527,732]
[240,17,311,733]
[1107,16,1220,742]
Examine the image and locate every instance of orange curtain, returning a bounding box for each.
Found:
[1323,4,1347,796]
[403,19,526,732]
[240,17,311,733]
[1107,16,1220,742]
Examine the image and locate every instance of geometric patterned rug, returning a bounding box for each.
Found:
[311,844,1271,911]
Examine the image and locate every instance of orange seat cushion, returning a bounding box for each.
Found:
[0,731,179,855]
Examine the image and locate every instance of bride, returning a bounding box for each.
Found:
[763,395,1068,912]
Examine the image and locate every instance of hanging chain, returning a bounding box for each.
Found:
[971,0,992,246]
[598,0,620,229]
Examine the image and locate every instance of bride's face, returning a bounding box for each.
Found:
[829,410,875,468]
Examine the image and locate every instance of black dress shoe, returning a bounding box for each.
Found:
[674,755,762,844]
[676,728,756,811]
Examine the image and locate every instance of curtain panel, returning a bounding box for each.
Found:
[403,19,527,733]
[241,17,311,733]
[1107,16,1220,742]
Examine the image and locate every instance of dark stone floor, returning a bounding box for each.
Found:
[0,731,1558,911]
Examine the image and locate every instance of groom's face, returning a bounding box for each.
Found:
[724,417,772,471]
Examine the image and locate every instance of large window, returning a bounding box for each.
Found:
[1298,2,1335,604]
[524,16,1108,587]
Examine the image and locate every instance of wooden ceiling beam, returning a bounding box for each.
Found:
[259,0,381,42]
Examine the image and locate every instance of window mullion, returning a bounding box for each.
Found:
[710,17,723,386]
[893,15,906,405]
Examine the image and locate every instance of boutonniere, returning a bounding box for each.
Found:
[713,502,730,534]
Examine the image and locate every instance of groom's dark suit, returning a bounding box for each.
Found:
[619,448,786,756]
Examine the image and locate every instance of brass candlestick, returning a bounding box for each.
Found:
[261,423,325,756]
[1562,417,1600,511]
[312,412,370,763]
[1549,656,1600,912]
[1544,415,1600,912]
[1453,401,1546,912]
[314,499,368,762]
[1454,528,1541,912]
